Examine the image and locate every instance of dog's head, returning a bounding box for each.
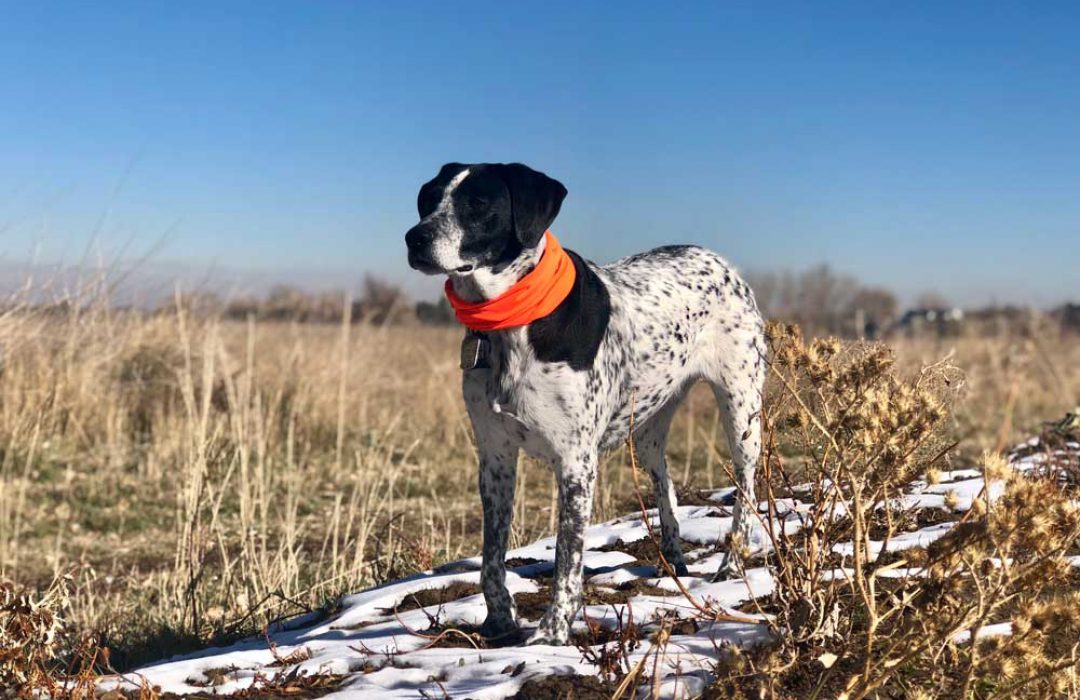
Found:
[405,163,567,276]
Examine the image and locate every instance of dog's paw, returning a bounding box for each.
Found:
[479,614,519,641]
[525,616,569,646]
[655,536,690,577]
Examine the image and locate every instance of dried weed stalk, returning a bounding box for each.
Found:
[0,572,111,699]
[575,603,642,685]
[711,323,1080,699]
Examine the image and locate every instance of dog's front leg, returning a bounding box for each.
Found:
[477,435,520,640]
[527,450,597,645]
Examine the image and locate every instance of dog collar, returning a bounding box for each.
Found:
[444,231,576,332]
[459,330,488,370]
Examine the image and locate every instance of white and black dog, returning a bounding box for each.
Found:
[405,163,764,645]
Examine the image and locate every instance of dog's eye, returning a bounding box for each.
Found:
[467,196,487,209]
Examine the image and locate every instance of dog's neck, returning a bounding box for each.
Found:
[448,237,547,303]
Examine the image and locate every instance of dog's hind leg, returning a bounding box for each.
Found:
[704,330,766,580]
[632,401,690,577]
[475,434,521,639]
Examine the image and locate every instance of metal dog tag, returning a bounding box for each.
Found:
[460,333,489,370]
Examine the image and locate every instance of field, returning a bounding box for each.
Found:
[0,301,1078,696]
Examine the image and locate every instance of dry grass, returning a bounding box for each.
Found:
[889,330,1080,457]
[0,293,1076,693]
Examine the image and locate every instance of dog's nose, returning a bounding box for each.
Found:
[405,225,432,251]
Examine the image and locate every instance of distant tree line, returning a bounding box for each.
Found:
[169,274,443,326]
[745,265,899,338]
[150,267,1076,338]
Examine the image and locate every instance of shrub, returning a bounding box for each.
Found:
[710,323,1080,699]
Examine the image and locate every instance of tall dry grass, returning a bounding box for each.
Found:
[0,289,1076,674]
[0,295,475,667]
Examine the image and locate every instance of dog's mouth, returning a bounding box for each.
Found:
[407,251,443,275]
[408,252,475,276]
[409,256,476,277]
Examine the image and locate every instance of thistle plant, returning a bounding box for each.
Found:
[711,324,1080,699]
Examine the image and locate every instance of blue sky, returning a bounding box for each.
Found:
[1,2,1078,306]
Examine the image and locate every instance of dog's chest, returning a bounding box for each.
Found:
[462,339,600,452]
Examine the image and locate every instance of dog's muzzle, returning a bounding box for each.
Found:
[405,225,441,273]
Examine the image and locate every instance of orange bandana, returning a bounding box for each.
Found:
[445,231,576,332]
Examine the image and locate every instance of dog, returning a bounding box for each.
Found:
[405,163,765,645]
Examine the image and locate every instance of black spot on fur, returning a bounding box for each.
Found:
[528,250,611,371]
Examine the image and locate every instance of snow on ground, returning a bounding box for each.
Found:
[101,438,1077,699]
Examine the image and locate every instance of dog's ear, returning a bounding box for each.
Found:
[494,163,567,248]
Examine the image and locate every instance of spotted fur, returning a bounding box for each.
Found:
[406,163,765,645]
